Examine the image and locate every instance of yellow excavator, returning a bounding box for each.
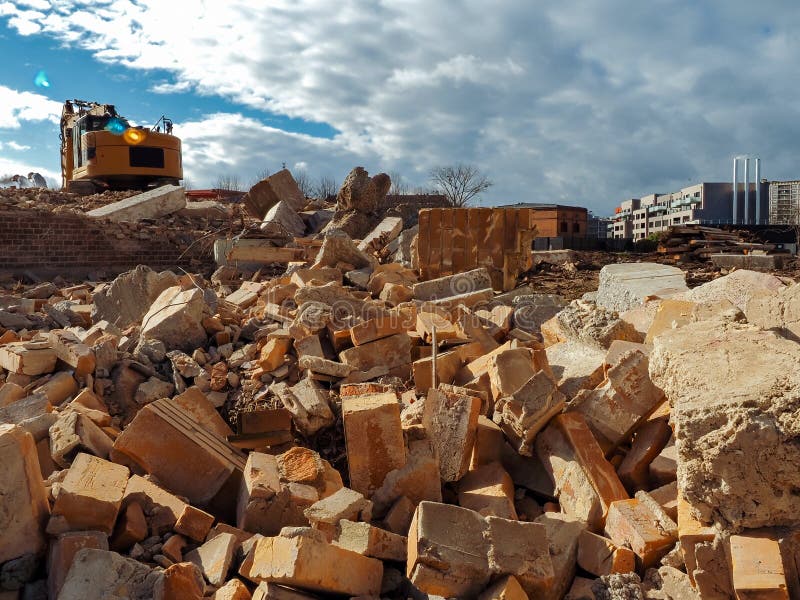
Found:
[60,99,182,194]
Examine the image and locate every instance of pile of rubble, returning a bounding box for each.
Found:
[0,208,799,599]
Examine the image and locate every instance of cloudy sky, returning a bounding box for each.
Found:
[1,1,799,214]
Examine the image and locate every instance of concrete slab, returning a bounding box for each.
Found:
[87,185,185,222]
[710,253,786,271]
[596,263,688,313]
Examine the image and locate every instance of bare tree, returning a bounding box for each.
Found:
[214,174,243,191]
[293,169,312,198]
[388,170,409,196]
[429,163,493,207]
[312,175,338,201]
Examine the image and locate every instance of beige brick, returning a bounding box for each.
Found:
[349,314,408,346]
[534,512,587,600]
[486,516,554,597]
[122,474,187,535]
[577,530,636,576]
[458,462,517,519]
[339,333,412,371]
[304,487,372,541]
[649,442,677,486]
[407,501,491,597]
[479,575,529,600]
[0,424,50,562]
[342,392,406,496]
[0,341,56,375]
[240,532,383,596]
[110,501,147,551]
[677,492,716,586]
[567,349,665,452]
[213,578,253,600]
[162,561,205,600]
[371,439,441,516]
[604,496,677,568]
[49,452,129,535]
[535,413,628,530]
[383,495,415,534]
[334,519,407,562]
[648,481,678,522]
[487,347,538,401]
[258,336,291,372]
[252,582,318,599]
[49,409,114,468]
[617,417,672,492]
[33,370,79,405]
[162,533,188,562]
[47,530,108,600]
[0,381,26,407]
[170,386,234,438]
[471,415,504,468]
[47,330,96,378]
[731,533,790,600]
[175,503,215,542]
[494,370,565,456]
[423,386,481,482]
[186,532,238,586]
[110,399,245,505]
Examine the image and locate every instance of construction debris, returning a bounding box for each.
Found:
[0,161,798,599]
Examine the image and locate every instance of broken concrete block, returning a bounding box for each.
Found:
[730,533,790,600]
[413,267,493,301]
[423,386,481,482]
[577,530,636,577]
[493,370,565,456]
[746,281,800,340]
[339,332,412,371]
[134,376,174,406]
[487,347,538,402]
[47,531,108,600]
[604,495,677,568]
[48,452,128,535]
[644,298,696,343]
[0,424,50,563]
[542,300,642,349]
[49,409,113,467]
[111,399,245,505]
[407,501,491,597]
[87,184,185,221]
[92,266,179,328]
[57,548,164,600]
[458,462,517,519]
[186,532,238,586]
[122,474,188,536]
[239,532,383,596]
[260,200,306,237]
[304,487,372,540]
[568,348,665,452]
[246,168,306,217]
[334,519,407,562]
[358,215,403,252]
[535,413,628,531]
[141,286,209,352]
[0,341,56,375]
[342,392,406,497]
[546,341,605,400]
[258,336,291,372]
[650,319,800,530]
[471,415,504,468]
[313,228,377,270]
[596,263,688,313]
[682,268,786,312]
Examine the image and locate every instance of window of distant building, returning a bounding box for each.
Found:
[573,223,580,233]
[560,221,568,233]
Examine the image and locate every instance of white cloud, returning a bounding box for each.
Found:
[3,2,800,211]
[0,141,32,151]
[0,85,61,129]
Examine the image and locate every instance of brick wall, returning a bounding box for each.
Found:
[0,209,215,275]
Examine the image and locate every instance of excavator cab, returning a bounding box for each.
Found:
[60,100,182,194]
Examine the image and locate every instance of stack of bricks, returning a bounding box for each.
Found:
[0,208,797,600]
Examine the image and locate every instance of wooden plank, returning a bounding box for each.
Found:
[227,245,305,264]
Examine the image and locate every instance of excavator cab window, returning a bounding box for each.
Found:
[73,114,131,167]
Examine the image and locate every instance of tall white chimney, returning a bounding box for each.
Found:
[755,158,761,224]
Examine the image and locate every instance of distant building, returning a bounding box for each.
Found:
[500,203,587,237]
[768,180,800,225]
[608,182,769,240]
[587,212,612,239]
